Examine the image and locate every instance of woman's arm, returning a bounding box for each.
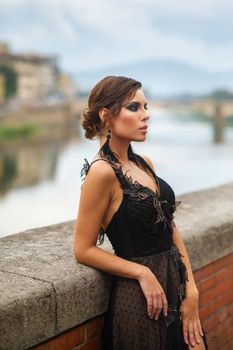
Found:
[74,159,168,319]
[74,160,145,279]
[171,220,204,347]
[171,221,199,297]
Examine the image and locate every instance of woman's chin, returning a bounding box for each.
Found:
[132,135,147,142]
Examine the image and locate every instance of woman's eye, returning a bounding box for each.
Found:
[126,103,138,111]
[125,102,148,111]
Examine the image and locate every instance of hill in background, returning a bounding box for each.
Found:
[73,58,233,98]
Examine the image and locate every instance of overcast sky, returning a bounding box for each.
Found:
[0,0,233,73]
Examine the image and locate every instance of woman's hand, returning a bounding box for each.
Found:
[180,291,204,347]
[138,267,168,320]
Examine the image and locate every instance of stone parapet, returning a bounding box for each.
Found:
[0,181,233,349]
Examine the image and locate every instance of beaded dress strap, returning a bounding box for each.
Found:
[80,156,129,189]
[80,156,129,245]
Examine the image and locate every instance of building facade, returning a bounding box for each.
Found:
[0,42,59,100]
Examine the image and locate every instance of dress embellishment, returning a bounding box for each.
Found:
[80,157,182,245]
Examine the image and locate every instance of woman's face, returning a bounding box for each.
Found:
[110,88,150,142]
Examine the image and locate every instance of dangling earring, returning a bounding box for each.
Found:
[99,128,111,156]
[99,128,117,161]
[107,128,111,142]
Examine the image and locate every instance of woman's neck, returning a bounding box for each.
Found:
[99,136,131,165]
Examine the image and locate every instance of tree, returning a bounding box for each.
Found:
[210,89,233,100]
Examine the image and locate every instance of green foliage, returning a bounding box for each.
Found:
[209,89,233,100]
[0,64,17,99]
[226,115,233,126]
[0,124,40,140]
[190,110,209,122]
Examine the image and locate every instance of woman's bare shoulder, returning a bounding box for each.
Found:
[83,157,116,184]
[139,153,156,171]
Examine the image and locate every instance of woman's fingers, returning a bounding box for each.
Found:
[188,321,196,347]
[161,292,168,317]
[182,320,189,345]
[153,294,162,320]
[193,320,201,345]
[147,289,167,320]
[147,297,153,318]
[139,270,167,320]
[180,296,205,347]
[197,318,204,336]
[183,317,202,347]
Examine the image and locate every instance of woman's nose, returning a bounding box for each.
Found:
[143,113,150,121]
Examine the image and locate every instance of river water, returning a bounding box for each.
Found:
[1,107,233,238]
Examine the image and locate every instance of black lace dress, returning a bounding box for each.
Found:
[80,155,209,350]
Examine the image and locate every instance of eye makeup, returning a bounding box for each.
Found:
[125,101,148,111]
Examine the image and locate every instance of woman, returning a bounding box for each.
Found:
[74,76,208,350]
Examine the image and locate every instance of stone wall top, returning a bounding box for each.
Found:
[0,181,233,349]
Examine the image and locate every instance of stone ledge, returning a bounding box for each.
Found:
[0,181,233,349]
[173,181,233,270]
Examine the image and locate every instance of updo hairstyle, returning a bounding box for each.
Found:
[81,75,142,139]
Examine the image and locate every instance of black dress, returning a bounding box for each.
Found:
[81,154,209,350]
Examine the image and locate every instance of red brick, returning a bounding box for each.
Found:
[86,316,104,341]
[194,253,233,283]
[225,326,233,341]
[47,334,70,350]
[30,344,48,350]
[199,291,233,319]
[215,315,232,339]
[47,325,85,350]
[196,275,216,294]
[197,265,233,294]
[206,337,218,350]
[78,337,102,350]
[199,279,233,307]
[213,254,233,273]
[194,263,214,283]
[215,266,233,284]
[67,325,86,348]
[206,328,217,342]
[202,312,220,332]
[220,339,233,350]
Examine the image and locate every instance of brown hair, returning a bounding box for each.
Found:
[81,75,142,139]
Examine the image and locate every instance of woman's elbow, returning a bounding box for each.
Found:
[73,242,93,264]
[74,249,86,264]
[73,243,84,264]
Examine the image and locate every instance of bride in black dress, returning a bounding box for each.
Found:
[74,76,209,349]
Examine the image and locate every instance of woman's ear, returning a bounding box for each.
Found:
[98,108,109,123]
[99,108,113,130]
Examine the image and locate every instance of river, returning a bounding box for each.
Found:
[1,107,233,238]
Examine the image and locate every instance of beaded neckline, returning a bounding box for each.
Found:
[80,156,182,245]
[114,162,161,198]
[101,154,161,198]
[121,169,161,198]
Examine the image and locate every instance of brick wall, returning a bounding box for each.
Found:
[30,316,104,350]
[195,252,233,350]
[30,252,233,350]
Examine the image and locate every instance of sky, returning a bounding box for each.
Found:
[0,0,233,74]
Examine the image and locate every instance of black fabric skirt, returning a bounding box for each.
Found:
[101,245,208,350]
